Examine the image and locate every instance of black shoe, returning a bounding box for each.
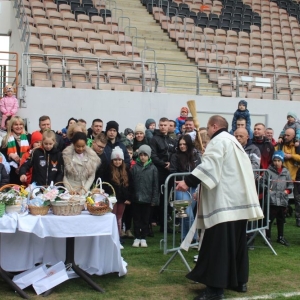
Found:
[194,288,224,300]
[277,236,289,246]
[296,219,300,227]
[229,283,247,293]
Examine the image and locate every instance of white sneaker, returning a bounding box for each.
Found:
[120,244,124,250]
[140,239,148,248]
[132,239,141,247]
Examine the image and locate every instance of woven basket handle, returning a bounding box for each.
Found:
[95,178,103,191]
[0,184,23,192]
[102,182,116,197]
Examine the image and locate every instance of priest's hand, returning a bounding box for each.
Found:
[175,180,188,192]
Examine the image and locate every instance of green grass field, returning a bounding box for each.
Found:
[1,215,300,300]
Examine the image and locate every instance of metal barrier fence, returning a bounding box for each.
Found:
[21,51,300,99]
[160,169,274,274]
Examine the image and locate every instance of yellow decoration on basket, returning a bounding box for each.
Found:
[86,197,95,205]
[19,186,29,197]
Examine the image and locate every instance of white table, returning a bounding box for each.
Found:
[0,211,127,297]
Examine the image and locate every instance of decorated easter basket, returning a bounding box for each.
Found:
[51,183,83,216]
[0,184,27,214]
[28,186,50,216]
[87,180,116,216]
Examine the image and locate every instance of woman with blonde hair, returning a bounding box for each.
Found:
[1,116,31,184]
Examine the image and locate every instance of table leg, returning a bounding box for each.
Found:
[0,266,29,299]
[66,237,105,293]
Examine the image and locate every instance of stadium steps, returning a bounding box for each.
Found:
[114,0,220,95]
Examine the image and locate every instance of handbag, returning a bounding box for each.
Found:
[13,264,48,289]
[32,261,69,295]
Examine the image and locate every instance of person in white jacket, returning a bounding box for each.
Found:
[63,132,100,193]
[176,115,264,300]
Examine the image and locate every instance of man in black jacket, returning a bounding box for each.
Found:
[103,121,131,168]
[150,117,176,232]
[38,116,65,152]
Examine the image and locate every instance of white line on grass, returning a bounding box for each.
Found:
[226,292,300,300]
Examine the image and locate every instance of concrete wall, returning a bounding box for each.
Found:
[18,87,300,137]
[0,1,12,36]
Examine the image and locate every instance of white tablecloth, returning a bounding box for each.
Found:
[0,211,127,276]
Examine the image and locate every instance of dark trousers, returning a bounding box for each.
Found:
[266,205,286,239]
[122,204,133,231]
[133,203,151,239]
[186,220,248,289]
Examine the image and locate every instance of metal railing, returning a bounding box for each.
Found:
[21,51,300,99]
[0,52,19,97]
[14,0,31,53]
[160,169,274,274]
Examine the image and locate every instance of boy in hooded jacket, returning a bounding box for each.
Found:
[131,145,159,248]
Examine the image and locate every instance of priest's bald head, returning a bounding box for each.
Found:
[207,115,228,138]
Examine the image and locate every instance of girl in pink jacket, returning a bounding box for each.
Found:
[0,85,19,129]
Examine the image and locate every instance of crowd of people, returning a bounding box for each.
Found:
[0,98,299,299]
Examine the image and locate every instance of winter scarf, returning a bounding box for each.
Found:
[7,134,30,158]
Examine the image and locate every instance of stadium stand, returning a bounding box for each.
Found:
[17,0,300,99]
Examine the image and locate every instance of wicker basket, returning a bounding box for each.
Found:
[51,200,82,216]
[87,182,116,216]
[87,201,111,216]
[28,205,50,216]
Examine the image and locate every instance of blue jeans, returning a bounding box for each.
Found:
[182,200,197,241]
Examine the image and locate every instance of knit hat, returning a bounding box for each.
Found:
[145,118,156,129]
[105,121,119,133]
[180,107,189,114]
[272,150,284,162]
[30,131,43,147]
[238,100,247,108]
[124,128,134,136]
[135,123,146,134]
[138,145,151,157]
[287,111,297,120]
[111,146,124,160]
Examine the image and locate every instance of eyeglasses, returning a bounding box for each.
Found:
[94,142,105,149]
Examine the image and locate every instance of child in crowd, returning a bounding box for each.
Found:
[131,145,159,247]
[278,112,300,147]
[104,146,133,246]
[0,85,19,130]
[122,145,135,239]
[145,118,156,142]
[19,131,43,186]
[175,106,189,135]
[63,132,100,192]
[126,145,136,169]
[231,100,251,135]
[265,150,293,246]
[19,130,64,186]
[120,128,134,147]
